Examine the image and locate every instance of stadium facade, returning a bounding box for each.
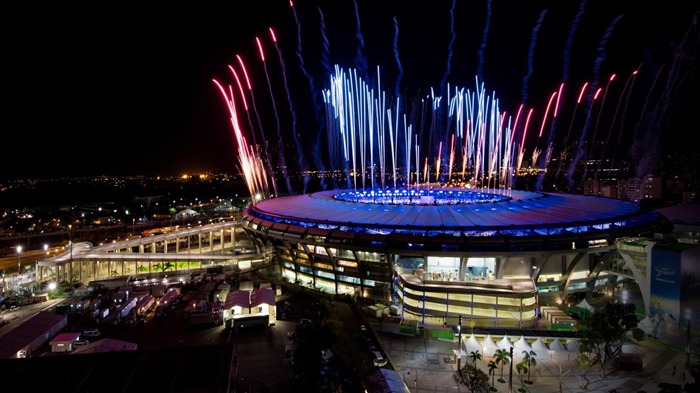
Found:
[241,188,673,328]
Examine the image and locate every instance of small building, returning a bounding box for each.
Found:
[0,311,68,358]
[50,332,81,353]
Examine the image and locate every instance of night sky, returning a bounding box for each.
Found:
[3,0,697,179]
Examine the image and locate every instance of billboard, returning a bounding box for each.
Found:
[650,243,700,322]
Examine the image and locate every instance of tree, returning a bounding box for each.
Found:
[579,302,638,377]
[488,360,498,391]
[455,362,490,393]
[522,350,537,384]
[557,365,572,393]
[575,350,597,390]
[495,348,510,383]
[291,323,337,391]
[515,361,528,392]
[470,349,482,367]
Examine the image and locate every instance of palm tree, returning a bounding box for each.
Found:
[488,360,498,391]
[495,348,510,383]
[522,350,537,384]
[516,361,528,392]
[470,350,482,367]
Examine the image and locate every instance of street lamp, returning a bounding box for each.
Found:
[457,315,463,370]
[16,245,22,290]
[40,243,49,280]
[69,224,73,260]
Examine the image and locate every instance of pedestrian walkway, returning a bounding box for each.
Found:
[379,325,697,392]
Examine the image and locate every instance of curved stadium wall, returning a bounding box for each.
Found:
[241,189,672,328]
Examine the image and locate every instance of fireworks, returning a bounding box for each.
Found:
[214,1,697,203]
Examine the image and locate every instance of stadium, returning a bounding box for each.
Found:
[213,2,695,330]
[241,187,672,329]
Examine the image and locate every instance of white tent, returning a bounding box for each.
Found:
[575,298,596,313]
[548,338,570,360]
[464,334,481,354]
[480,334,500,357]
[497,335,512,350]
[565,338,580,353]
[530,337,550,359]
[513,336,533,359]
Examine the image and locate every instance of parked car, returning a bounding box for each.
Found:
[372,350,387,367]
[83,329,101,337]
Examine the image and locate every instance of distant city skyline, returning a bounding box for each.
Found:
[3,1,697,180]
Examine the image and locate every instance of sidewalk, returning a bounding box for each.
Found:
[379,326,697,392]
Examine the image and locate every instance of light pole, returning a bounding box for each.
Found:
[457,315,463,370]
[68,224,73,284]
[16,245,22,290]
[508,346,514,393]
[41,243,48,281]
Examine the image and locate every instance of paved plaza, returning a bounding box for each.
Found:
[379,325,697,393]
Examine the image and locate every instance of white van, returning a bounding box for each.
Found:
[372,350,387,367]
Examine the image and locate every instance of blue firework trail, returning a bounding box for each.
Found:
[352,0,368,81]
[313,6,331,190]
[476,0,492,83]
[630,65,665,177]
[566,93,597,192]
[554,0,587,184]
[633,14,699,178]
[271,27,299,195]
[441,0,456,97]
[290,2,313,192]
[581,74,616,183]
[523,9,549,191]
[258,35,288,196]
[591,15,623,95]
[598,68,639,180]
[562,0,587,82]
[584,14,623,182]
[215,1,696,201]
[566,14,623,191]
[392,16,403,99]
[521,9,548,103]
